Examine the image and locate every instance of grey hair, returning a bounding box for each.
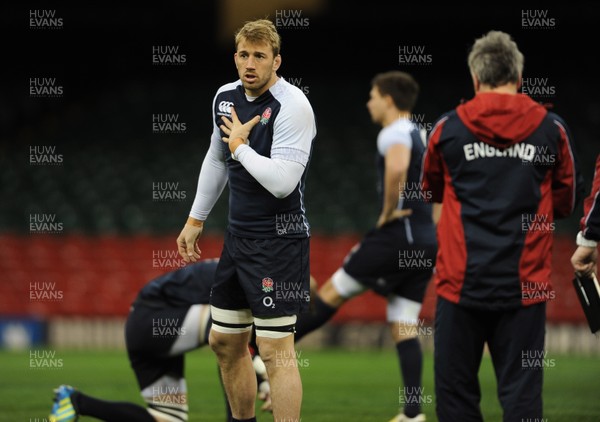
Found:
[467,30,524,87]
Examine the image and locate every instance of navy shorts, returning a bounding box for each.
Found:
[210,231,311,318]
[125,302,210,391]
[125,303,190,390]
[343,219,436,302]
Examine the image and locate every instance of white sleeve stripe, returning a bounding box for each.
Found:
[553,119,577,213]
[582,161,600,236]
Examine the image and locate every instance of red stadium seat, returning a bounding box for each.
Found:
[0,233,590,325]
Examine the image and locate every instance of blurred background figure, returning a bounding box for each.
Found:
[295,70,437,422]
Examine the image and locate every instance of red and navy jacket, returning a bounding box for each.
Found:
[421,92,584,310]
[580,154,600,242]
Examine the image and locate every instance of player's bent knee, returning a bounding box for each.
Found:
[254,315,297,339]
[387,295,422,324]
[331,268,366,300]
[387,296,423,341]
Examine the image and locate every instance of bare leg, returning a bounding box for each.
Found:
[390,321,418,344]
[209,330,256,420]
[317,278,348,308]
[257,334,302,421]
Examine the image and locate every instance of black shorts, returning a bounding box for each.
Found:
[343,219,436,302]
[210,231,310,318]
[125,303,196,390]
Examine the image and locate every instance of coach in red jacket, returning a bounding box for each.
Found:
[571,154,600,276]
[421,30,584,422]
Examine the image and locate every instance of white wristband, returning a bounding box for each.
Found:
[576,231,598,248]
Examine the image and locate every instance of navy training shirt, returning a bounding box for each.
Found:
[375,117,436,245]
[211,77,317,239]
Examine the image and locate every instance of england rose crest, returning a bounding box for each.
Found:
[260,107,272,125]
[261,277,274,293]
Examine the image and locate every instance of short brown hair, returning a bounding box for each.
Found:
[371,71,419,111]
[235,19,281,57]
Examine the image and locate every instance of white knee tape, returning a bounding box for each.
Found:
[210,306,253,334]
[331,268,366,299]
[254,315,297,338]
[386,295,422,324]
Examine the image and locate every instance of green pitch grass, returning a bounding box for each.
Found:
[1,348,598,421]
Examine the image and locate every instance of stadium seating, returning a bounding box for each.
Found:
[0,233,588,326]
[1,79,591,330]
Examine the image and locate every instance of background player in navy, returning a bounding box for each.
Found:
[421,30,584,421]
[176,19,316,422]
[571,154,600,276]
[49,259,268,421]
[294,71,437,422]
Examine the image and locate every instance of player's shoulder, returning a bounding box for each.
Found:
[544,110,569,130]
[378,118,414,148]
[426,110,459,142]
[214,80,242,98]
[211,81,242,114]
[388,118,417,136]
[270,77,313,109]
[533,109,574,143]
[433,109,458,126]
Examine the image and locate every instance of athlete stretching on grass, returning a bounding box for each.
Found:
[49,259,273,421]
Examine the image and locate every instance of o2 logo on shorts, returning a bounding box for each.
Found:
[261,277,275,308]
[262,296,275,309]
